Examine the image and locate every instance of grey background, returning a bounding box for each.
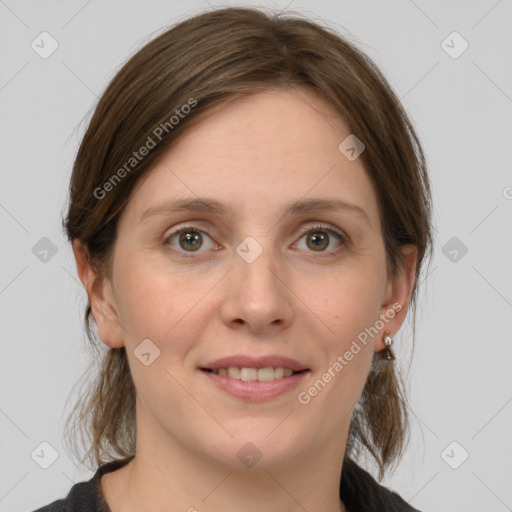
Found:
[1,1,511,511]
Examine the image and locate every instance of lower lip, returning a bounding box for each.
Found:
[200,369,309,402]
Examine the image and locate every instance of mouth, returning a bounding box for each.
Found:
[200,366,307,381]
[199,355,310,402]
[200,368,309,402]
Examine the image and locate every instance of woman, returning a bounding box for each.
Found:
[34,6,433,511]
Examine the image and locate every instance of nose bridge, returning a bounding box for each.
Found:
[223,234,292,330]
[235,234,281,295]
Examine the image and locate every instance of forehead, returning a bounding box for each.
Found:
[123,87,381,230]
[176,87,350,164]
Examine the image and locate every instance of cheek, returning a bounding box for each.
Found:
[112,258,205,413]
[320,266,385,347]
[116,273,174,341]
[114,252,192,335]
[311,266,383,402]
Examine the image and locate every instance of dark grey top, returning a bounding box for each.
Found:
[33,456,421,512]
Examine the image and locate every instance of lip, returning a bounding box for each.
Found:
[200,368,310,402]
[201,355,308,372]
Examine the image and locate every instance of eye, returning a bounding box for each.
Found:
[163,226,218,253]
[294,224,347,255]
[163,223,347,256]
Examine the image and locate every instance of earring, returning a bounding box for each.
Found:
[380,330,395,360]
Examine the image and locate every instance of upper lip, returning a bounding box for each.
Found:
[201,355,309,371]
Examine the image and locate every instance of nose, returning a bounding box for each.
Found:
[220,240,294,336]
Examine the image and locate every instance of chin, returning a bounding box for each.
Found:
[199,424,304,471]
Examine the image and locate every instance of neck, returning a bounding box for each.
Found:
[101,407,349,512]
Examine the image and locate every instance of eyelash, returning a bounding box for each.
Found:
[163,223,348,258]
[296,224,347,257]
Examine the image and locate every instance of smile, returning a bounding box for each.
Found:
[205,366,304,381]
[200,367,309,402]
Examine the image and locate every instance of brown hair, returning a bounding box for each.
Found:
[62,6,434,482]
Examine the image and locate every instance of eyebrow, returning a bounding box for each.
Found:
[140,197,371,225]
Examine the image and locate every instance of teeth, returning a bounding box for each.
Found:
[227,367,241,379]
[211,366,301,381]
[257,367,275,381]
[240,368,258,381]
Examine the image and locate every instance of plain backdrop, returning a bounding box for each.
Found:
[1,1,511,511]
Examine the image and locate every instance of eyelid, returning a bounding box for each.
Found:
[162,224,218,254]
[162,222,348,255]
[295,223,346,240]
[292,223,348,256]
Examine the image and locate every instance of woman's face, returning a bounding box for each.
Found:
[78,87,416,470]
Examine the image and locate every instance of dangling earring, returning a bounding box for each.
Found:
[380,330,395,360]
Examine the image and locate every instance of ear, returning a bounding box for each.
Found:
[72,240,125,348]
[375,244,418,351]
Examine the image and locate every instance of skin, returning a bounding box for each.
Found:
[73,86,417,512]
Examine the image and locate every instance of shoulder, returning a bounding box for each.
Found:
[30,457,134,512]
[340,457,423,512]
[32,498,66,512]
[30,478,101,512]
